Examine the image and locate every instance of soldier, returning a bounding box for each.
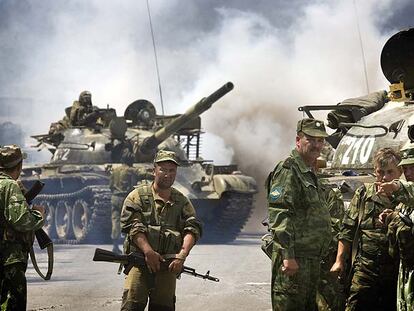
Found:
[375,143,414,311]
[109,149,149,254]
[267,118,332,311]
[120,150,202,311]
[69,90,100,127]
[0,145,45,310]
[330,148,402,311]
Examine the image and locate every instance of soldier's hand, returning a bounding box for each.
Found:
[379,209,394,224]
[32,205,46,218]
[168,258,184,274]
[281,259,299,276]
[330,260,344,278]
[375,180,400,197]
[144,249,164,273]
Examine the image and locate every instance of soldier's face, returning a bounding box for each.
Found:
[153,161,177,189]
[402,164,414,182]
[375,162,402,182]
[80,95,92,105]
[296,134,325,163]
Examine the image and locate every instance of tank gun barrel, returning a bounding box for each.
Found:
[139,82,234,154]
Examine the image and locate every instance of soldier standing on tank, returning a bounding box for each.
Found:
[120,150,202,311]
[69,90,100,127]
[330,148,402,311]
[109,149,149,254]
[375,143,414,311]
[0,145,45,311]
[267,118,332,311]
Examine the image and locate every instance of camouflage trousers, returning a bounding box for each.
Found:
[345,255,398,311]
[0,262,27,311]
[121,266,176,311]
[272,255,321,311]
[111,195,125,241]
[397,262,414,311]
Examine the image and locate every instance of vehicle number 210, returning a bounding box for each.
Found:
[340,136,375,165]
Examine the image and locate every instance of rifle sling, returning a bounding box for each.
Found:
[29,244,54,280]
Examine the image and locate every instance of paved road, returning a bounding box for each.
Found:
[27,234,271,311]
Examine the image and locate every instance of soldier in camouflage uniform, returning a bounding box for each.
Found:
[109,150,150,254]
[331,148,402,311]
[0,145,45,311]
[120,150,202,311]
[267,118,332,311]
[376,143,414,311]
[69,90,100,127]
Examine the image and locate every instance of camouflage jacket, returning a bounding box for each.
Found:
[267,149,332,259]
[120,182,202,255]
[69,101,97,126]
[109,164,149,197]
[0,173,44,265]
[339,183,396,257]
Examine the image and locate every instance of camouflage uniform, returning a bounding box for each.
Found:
[120,150,202,311]
[317,187,346,311]
[268,135,332,311]
[109,163,149,252]
[0,146,44,311]
[386,180,414,311]
[69,91,99,127]
[339,183,399,311]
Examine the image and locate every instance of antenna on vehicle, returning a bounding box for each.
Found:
[146,0,165,115]
[353,0,370,94]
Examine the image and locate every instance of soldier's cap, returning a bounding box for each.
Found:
[154,150,180,166]
[0,145,27,169]
[296,118,328,138]
[399,145,414,166]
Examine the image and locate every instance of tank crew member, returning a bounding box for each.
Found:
[0,145,45,310]
[109,149,150,254]
[120,150,202,311]
[267,118,332,311]
[330,148,402,311]
[69,90,100,127]
[375,143,414,311]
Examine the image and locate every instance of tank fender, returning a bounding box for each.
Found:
[212,174,258,197]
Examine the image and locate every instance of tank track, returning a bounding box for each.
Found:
[35,185,112,244]
[202,192,254,243]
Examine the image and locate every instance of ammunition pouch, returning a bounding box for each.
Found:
[261,233,273,259]
[147,225,182,254]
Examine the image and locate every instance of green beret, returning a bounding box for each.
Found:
[154,150,180,166]
[0,145,27,169]
[297,118,328,138]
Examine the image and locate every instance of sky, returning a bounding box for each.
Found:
[0,0,413,226]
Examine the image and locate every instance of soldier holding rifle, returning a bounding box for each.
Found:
[120,150,202,311]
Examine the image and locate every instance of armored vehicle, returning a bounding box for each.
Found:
[299,28,414,201]
[21,82,258,244]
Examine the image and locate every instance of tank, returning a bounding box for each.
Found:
[21,82,258,244]
[299,28,414,202]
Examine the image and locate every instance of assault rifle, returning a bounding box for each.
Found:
[24,180,54,280]
[93,248,219,282]
[24,180,53,249]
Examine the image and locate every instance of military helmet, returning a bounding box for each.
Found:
[154,150,180,166]
[0,145,27,169]
[297,118,328,138]
[399,142,414,166]
[79,90,92,105]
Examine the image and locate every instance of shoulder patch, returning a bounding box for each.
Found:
[268,185,283,203]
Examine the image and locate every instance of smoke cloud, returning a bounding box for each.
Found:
[0,0,411,231]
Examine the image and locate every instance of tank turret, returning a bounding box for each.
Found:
[138,82,233,156]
